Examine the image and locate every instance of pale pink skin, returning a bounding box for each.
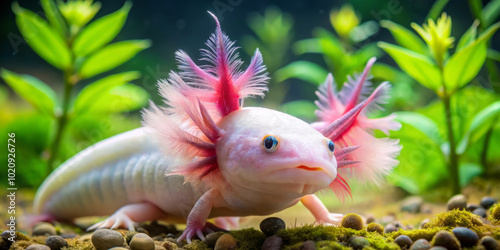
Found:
[34,14,400,244]
[88,107,341,243]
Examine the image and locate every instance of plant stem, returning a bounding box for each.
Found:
[481,116,497,175]
[47,68,73,174]
[439,64,460,194]
[442,94,460,194]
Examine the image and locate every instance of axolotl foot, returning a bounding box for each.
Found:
[177,221,224,243]
[87,203,168,232]
[87,212,136,231]
[318,213,344,226]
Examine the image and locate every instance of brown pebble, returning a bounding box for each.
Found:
[384,224,397,233]
[214,234,237,250]
[33,223,57,236]
[410,239,431,250]
[91,229,125,250]
[45,235,69,250]
[301,240,316,250]
[447,194,467,211]
[162,241,179,250]
[130,233,155,250]
[205,232,225,247]
[26,244,51,250]
[431,230,460,250]
[261,235,283,250]
[155,245,167,250]
[126,231,139,245]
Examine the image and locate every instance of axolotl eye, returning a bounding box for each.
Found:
[326,139,335,153]
[262,135,279,153]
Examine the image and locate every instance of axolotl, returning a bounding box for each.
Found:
[33,13,401,242]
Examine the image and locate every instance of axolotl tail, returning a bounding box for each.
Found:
[33,128,198,222]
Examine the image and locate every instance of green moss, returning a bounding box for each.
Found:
[365,234,399,250]
[9,240,32,250]
[489,203,500,225]
[316,240,350,250]
[183,239,208,250]
[341,213,364,230]
[366,223,384,234]
[63,238,95,250]
[423,210,483,229]
[229,228,266,249]
[389,227,448,242]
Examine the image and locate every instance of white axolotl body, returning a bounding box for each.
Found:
[33,14,401,242]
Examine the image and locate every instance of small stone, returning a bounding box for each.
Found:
[480,197,498,209]
[473,207,487,218]
[366,223,384,234]
[452,227,479,248]
[215,234,237,250]
[431,230,460,250]
[109,248,128,250]
[261,235,283,250]
[410,239,431,250]
[429,247,447,250]
[137,227,149,235]
[26,244,51,250]
[155,246,166,250]
[384,224,397,233]
[129,233,155,250]
[301,240,316,250]
[466,204,480,212]
[447,194,467,211]
[162,241,179,250]
[45,235,68,250]
[480,236,499,250]
[32,222,57,236]
[394,235,412,249]
[348,236,370,250]
[1,230,14,241]
[394,221,405,230]
[420,219,430,229]
[126,231,139,245]
[91,229,125,250]
[205,232,224,247]
[365,215,375,224]
[260,217,286,236]
[341,213,364,230]
[401,196,423,213]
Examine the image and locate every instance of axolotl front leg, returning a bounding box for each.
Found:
[88,203,168,231]
[301,194,344,225]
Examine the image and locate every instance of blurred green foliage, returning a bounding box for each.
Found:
[0,0,149,187]
[380,10,500,194]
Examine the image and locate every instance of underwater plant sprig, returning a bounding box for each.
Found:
[379,13,500,194]
[1,0,150,174]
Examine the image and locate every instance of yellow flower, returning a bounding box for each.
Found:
[58,0,101,28]
[330,4,360,39]
[412,13,455,67]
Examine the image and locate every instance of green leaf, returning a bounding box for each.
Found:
[380,20,427,55]
[388,174,420,194]
[73,2,131,57]
[78,40,151,79]
[280,100,317,122]
[82,84,149,114]
[274,61,328,85]
[1,69,57,116]
[293,38,323,54]
[74,71,141,116]
[12,3,71,69]
[425,0,449,21]
[41,0,67,37]
[456,20,479,52]
[487,49,500,62]
[444,22,500,92]
[459,163,483,188]
[457,101,500,154]
[395,111,445,148]
[483,0,500,26]
[378,42,441,92]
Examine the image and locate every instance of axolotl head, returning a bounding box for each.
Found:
[216,107,337,197]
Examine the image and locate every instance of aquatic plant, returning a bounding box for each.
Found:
[379,12,500,194]
[1,0,150,179]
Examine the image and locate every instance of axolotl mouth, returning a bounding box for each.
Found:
[296,165,323,171]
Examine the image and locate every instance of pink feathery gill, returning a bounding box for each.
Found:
[33,13,401,243]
